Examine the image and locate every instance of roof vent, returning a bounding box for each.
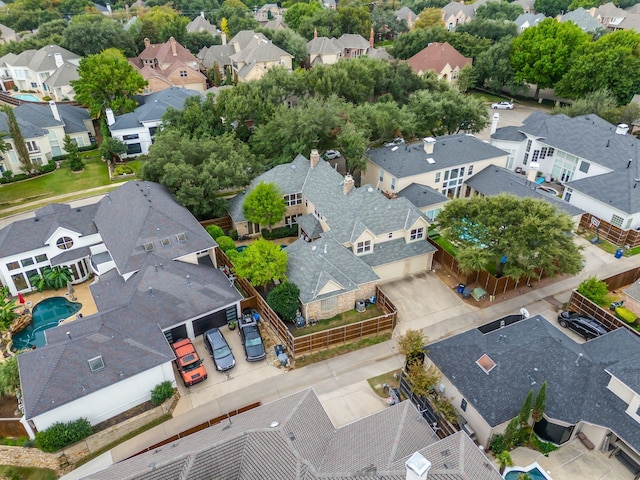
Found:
[616,123,629,135]
[270,421,279,428]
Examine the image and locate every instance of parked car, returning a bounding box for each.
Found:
[385,137,405,147]
[491,101,514,110]
[324,150,340,160]
[171,338,208,386]
[557,311,610,340]
[238,314,266,361]
[203,328,235,371]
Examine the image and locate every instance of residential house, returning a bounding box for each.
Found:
[0,45,80,98]
[490,112,640,239]
[363,135,509,200]
[323,0,337,10]
[406,42,472,87]
[254,3,282,23]
[427,314,640,468]
[590,2,627,29]
[512,0,536,14]
[263,16,288,30]
[42,62,79,101]
[395,184,450,221]
[84,388,503,480]
[561,7,603,33]
[0,102,94,174]
[107,87,204,157]
[337,33,371,59]
[129,37,207,93]
[197,40,236,77]
[306,36,342,66]
[396,6,417,29]
[513,13,546,31]
[186,12,221,36]
[442,1,476,30]
[307,32,390,66]
[14,181,242,434]
[0,23,18,44]
[229,151,435,320]
[228,30,293,82]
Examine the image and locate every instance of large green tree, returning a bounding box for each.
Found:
[71,48,147,118]
[437,194,584,279]
[475,0,523,20]
[534,0,571,16]
[1,105,34,174]
[473,36,519,92]
[267,282,300,322]
[242,182,287,230]
[511,19,590,97]
[233,238,288,288]
[62,15,137,57]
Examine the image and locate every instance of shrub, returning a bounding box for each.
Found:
[205,225,224,240]
[226,249,240,262]
[38,161,56,174]
[216,235,236,252]
[261,225,298,240]
[113,165,133,176]
[12,173,29,182]
[34,418,92,452]
[615,306,638,324]
[78,144,98,152]
[267,282,300,322]
[2,170,12,179]
[229,229,238,240]
[490,434,508,454]
[577,276,611,306]
[151,381,174,406]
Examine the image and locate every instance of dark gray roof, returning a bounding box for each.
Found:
[197,44,237,69]
[50,245,90,266]
[285,235,379,304]
[15,102,90,135]
[296,214,323,238]
[18,310,174,419]
[89,253,242,330]
[0,110,47,140]
[396,183,449,210]
[43,61,78,87]
[561,7,603,31]
[83,388,502,480]
[465,165,584,217]
[428,316,640,453]
[358,237,436,268]
[0,203,98,257]
[490,125,526,142]
[110,87,204,131]
[367,135,508,179]
[94,181,215,274]
[10,45,79,71]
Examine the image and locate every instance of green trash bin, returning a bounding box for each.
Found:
[472,287,487,301]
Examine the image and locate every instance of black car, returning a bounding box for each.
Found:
[203,328,235,371]
[557,311,610,340]
[238,314,266,361]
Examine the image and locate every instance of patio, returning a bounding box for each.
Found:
[17,279,98,319]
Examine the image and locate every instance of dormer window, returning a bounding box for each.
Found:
[143,242,154,252]
[176,233,187,243]
[356,240,371,254]
[56,236,74,250]
[410,227,424,241]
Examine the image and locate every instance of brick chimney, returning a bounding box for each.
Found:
[144,37,151,48]
[423,137,436,154]
[369,28,374,48]
[170,36,177,56]
[407,12,413,28]
[310,149,320,168]
[406,452,431,480]
[343,174,354,195]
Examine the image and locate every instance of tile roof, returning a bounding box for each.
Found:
[367,135,508,179]
[464,165,584,217]
[396,183,450,210]
[84,388,502,480]
[407,42,472,75]
[0,203,99,257]
[428,316,640,453]
[93,181,215,275]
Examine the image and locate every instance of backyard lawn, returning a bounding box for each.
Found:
[291,304,385,338]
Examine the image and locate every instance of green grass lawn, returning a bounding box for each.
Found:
[0,465,57,480]
[0,158,123,208]
[291,304,385,337]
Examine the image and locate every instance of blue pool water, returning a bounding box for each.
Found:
[13,93,41,102]
[12,297,82,350]
[505,467,550,480]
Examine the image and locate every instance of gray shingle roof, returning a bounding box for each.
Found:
[43,61,78,87]
[561,7,603,31]
[465,165,584,217]
[367,135,508,179]
[197,44,236,69]
[15,102,90,135]
[229,38,292,64]
[337,34,370,50]
[94,181,215,274]
[396,6,416,22]
[0,203,98,257]
[397,183,449,210]
[83,388,502,480]
[514,13,546,28]
[111,87,204,131]
[428,316,640,453]
[358,237,436,268]
[306,37,342,55]
[10,45,79,71]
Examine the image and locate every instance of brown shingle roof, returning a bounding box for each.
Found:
[406,42,472,75]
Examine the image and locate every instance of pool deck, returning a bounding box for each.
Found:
[18,280,98,320]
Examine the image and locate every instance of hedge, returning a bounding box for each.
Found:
[151,381,174,406]
[34,418,93,452]
[615,306,638,325]
[261,225,298,240]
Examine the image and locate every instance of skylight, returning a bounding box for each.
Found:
[176,233,187,243]
[143,242,154,252]
[88,355,105,372]
[476,354,497,374]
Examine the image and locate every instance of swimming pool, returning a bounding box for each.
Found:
[11,297,82,350]
[504,463,553,480]
[13,93,41,102]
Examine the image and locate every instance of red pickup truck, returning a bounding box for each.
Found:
[171,338,207,387]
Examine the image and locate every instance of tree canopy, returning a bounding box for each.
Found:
[233,238,288,288]
[437,194,584,279]
[242,182,287,229]
[71,48,147,118]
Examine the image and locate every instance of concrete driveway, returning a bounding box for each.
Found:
[476,104,543,142]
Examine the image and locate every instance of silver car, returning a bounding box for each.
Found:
[203,328,235,371]
[491,101,514,110]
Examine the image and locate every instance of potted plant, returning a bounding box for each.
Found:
[228,319,237,331]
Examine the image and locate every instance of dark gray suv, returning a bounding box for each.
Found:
[203,328,235,371]
[557,311,610,340]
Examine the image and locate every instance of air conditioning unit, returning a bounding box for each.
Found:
[461,423,475,438]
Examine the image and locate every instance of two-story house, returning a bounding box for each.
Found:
[186,12,221,36]
[406,42,472,87]
[229,151,435,320]
[13,181,242,435]
[0,45,80,98]
[129,37,207,93]
[428,314,640,469]
[0,102,94,174]
[228,30,293,82]
[491,112,640,246]
[107,87,204,157]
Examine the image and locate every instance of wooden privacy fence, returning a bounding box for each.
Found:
[579,213,640,249]
[201,216,232,232]
[433,243,546,296]
[215,249,398,359]
[0,418,27,438]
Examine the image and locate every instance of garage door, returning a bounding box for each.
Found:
[165,324,188,345]
[193,309,228,337]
